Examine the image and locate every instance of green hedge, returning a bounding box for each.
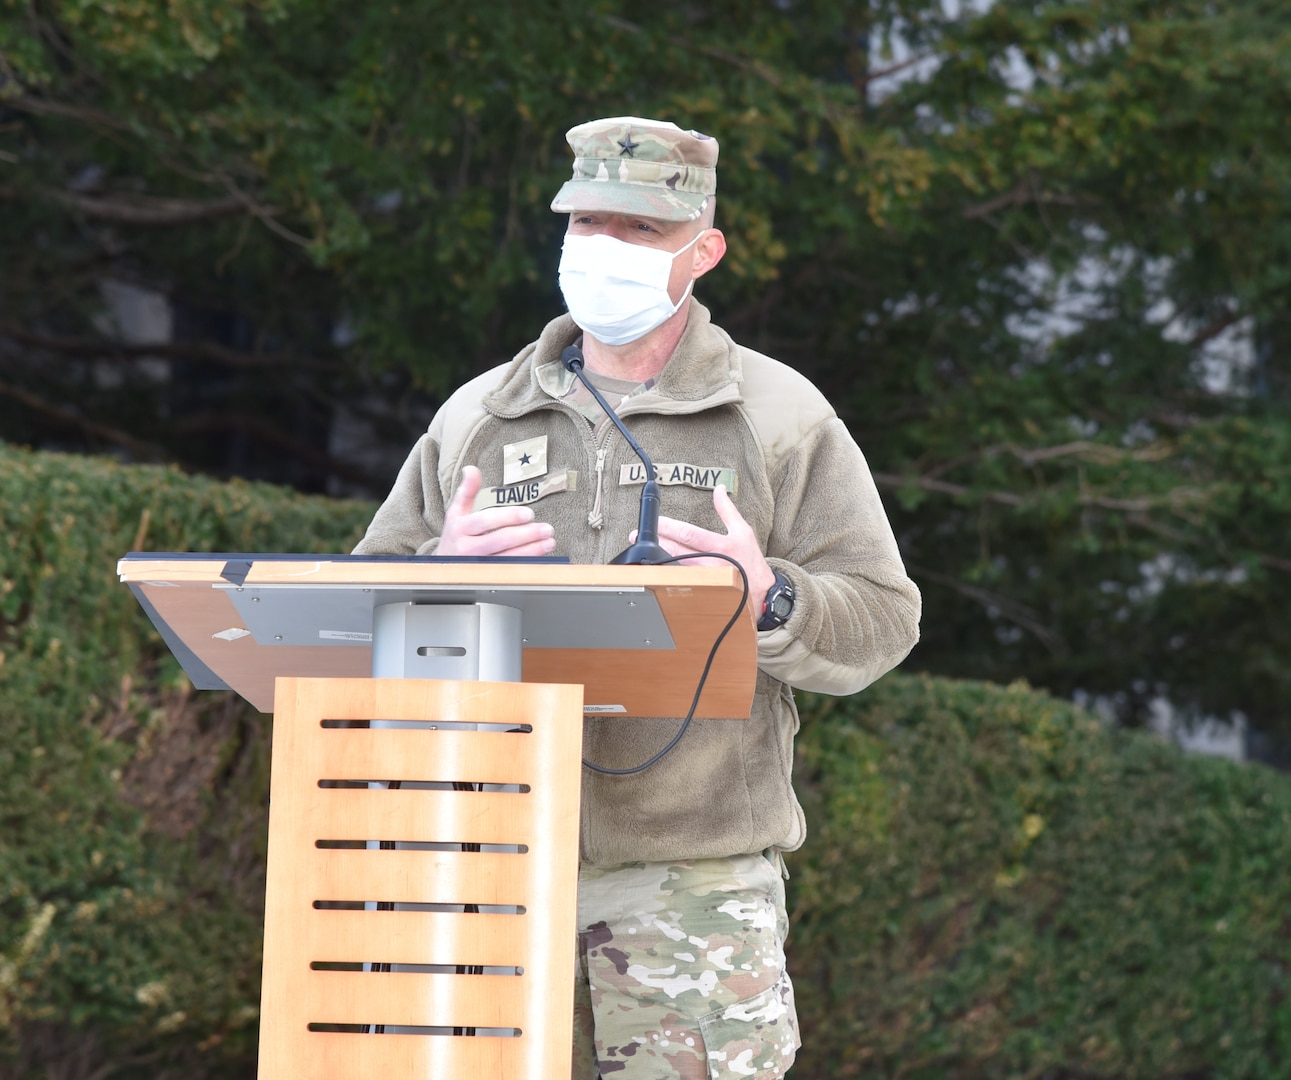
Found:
[0,445,373,1078]
[789,681,1291,1080]
[1,443,1289,1079]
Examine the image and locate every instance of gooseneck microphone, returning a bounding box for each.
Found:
[561,344,671,565]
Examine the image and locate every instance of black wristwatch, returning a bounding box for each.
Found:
[757,571,795,632]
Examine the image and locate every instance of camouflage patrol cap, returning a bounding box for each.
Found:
[551,116,718,223]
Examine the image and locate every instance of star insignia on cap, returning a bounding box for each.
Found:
[617,133,640,157]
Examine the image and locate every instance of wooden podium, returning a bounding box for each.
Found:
[119,554,755,1079]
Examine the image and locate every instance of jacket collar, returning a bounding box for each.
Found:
[484,299,744,418]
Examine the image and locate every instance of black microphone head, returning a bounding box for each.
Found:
[561,345,584,373]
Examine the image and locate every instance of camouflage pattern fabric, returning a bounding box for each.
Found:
[572,854,799,1079]
[551,116,719,223]
[563,369,655,432]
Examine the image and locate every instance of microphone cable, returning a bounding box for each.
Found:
[581,551,750,777]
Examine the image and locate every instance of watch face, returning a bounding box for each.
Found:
[758,573,794,631]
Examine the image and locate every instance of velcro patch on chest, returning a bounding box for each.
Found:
[474,469,578,511]
[618,463,738,494]
[503,435,548,485]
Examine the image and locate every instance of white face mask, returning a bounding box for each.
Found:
[558,230,704,346]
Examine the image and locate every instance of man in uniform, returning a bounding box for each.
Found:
[353,115,921,1079]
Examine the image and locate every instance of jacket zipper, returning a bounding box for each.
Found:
[588,445,608,531]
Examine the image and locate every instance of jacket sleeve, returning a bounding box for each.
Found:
[351,432,446,556]
[754,415,921,695]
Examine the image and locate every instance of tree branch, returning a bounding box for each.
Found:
[599,14,803,97]
[1126,514,1291,575]
[0,379,165,459]
[1186,308,1244,350]
[173,412,391,492]
[5,93,132,132]
[0,379,387,492]
[0,324,337,373]
[0,180,281,228]
[963,176,1089,220]
[874,471,1023,507]
[211,172,313,247]
[908,563,1064,653]
[873,471,1210,513]
[6,94,311,244]
[49,189,252,226]
[999,440,1174,467]
[863,53,937,87]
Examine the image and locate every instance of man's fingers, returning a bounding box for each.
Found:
[712,484,751,536]
[449,465,484,514]
[467,520,554,554]
[656,515,717,551]
[499,534,561,559]
[441,466,556,557]
[657,488,749,552]
[457,504,537,537]
[450,467,543,534]
[629,529,685,558]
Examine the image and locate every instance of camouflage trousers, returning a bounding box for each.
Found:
[572,853,800,1079]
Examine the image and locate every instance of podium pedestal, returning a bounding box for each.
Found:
[260,676,582,1079]
[119,554,755,1080]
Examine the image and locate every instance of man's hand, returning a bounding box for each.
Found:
[438,466,557,557]
[653,485,776,603]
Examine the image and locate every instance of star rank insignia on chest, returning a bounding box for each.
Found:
[503,435,548,486]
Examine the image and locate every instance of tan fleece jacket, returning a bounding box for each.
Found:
[354,300,921,865]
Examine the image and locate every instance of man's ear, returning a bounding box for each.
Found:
[691,228,727,279]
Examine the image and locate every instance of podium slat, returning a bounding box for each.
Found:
[273,788,550,847]
[281,848,532,905]
[299,909,534,967]
[278,1029,528,1080]
[306,727,553,783]
[297,970,530,1028]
